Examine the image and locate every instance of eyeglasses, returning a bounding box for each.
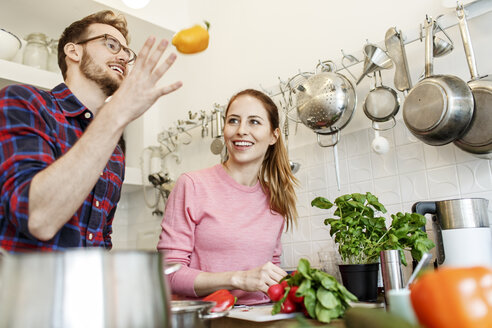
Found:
[76,34,137,64]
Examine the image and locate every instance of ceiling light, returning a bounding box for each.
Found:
[121,0,150,9]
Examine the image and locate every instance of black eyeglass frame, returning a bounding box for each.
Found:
[76,34,137,64]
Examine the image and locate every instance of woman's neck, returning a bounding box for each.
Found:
[222,161,261,187]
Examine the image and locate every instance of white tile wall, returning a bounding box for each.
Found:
[281,120,492,271]
[113,120,492,278]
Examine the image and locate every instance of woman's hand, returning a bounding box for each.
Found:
[231,262,287,294]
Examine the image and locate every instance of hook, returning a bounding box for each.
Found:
[341,49,358,80]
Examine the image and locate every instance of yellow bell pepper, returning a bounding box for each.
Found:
[410,266,492,328]
[172,21,210,54]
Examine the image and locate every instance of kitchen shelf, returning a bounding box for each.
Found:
[122,166,148,192]
[0,59,62,90]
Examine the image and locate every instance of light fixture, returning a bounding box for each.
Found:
[121,0,150,9]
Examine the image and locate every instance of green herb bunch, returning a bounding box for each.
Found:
[272,258,357,323]
[311,192,435,265]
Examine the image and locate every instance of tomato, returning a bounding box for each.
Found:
[267,284,285,302]
[288,286,304,303]
[280,298,297,313]
[280,280,289,289]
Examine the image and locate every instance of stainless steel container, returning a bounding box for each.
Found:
[413,198,492,267]
[171,301,228,328]
[0,249,173,328]
[380,250,404,294]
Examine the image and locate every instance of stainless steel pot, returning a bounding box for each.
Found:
[0,249,176,328]
[453,5,492,158]
[171,300,228,328]
[402,17,474,146]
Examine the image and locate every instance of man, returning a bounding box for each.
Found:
[0,10,182,252]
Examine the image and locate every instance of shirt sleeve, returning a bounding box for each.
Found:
[0,85,57,237]
[157,173,203,297]
[272,220,285,266]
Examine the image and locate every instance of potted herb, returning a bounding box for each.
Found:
[311,192,434,301]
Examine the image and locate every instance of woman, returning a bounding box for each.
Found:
[157,89,298,305]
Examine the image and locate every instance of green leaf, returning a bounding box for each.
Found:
[303,288,317,319]
[314,271,337,291]
[298,258,312,280]
[297,278,312,296]
[336,283,358,303]
[316,287,340,309]
[311,197,334,209]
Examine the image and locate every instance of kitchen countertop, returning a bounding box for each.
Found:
[211,316,345,328]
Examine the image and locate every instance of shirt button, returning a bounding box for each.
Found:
[84,112,91,119]
[88,233,93,240]
[95,200,100,207]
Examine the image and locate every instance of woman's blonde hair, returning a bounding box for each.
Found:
[225,89,299,230]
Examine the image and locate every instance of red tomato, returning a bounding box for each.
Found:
[288,286,304,303]
[267,284,284,302]
[280,298,297,313]
[280,280,289,289]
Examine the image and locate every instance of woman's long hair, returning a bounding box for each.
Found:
[225,89,299,231]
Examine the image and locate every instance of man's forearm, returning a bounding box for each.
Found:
[27,105,125,241]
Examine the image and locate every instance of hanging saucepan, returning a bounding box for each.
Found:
[402,17,474,146]
[363,70,400,130]
[453,5,492,158]
[296,61,357,189]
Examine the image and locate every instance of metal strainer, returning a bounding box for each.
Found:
[296,61,356,134]
[363,71,400,129]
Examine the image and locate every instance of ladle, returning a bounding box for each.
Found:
[405,252,432,288]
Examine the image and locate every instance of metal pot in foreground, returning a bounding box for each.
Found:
[0,249,173,328]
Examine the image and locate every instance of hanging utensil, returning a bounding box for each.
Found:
[296,61,356,134]
[363,71,400,128]
[402,16,474,146]
[384,27,412,94]
[283,112,301,174]
[453,5,492,158]
[356,43,394,85]
[433,17,454,57]
[210,108,224,155]
[296,61,357,190]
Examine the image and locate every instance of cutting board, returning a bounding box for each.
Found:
[227,304,297,322]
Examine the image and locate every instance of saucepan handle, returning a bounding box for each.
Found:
[200,310,230,320]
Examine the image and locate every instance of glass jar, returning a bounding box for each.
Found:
[47,39,59,73]
[23,33,49,70]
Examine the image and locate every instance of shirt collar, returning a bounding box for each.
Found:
[50,83,90,118]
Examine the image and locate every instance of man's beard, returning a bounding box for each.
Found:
[80,50,121,97]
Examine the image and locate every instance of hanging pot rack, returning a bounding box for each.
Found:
[263,0,492,99]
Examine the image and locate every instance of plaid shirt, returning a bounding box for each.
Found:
[0,83,125,252]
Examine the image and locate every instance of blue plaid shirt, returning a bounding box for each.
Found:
[0,83,125,252]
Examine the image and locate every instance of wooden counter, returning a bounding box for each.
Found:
[211,316,345,328]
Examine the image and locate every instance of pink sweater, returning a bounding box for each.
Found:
[157,164,285,305]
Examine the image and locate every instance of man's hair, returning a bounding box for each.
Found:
[57,10,129,79]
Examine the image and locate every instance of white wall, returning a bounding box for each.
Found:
[114,1,492,274]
